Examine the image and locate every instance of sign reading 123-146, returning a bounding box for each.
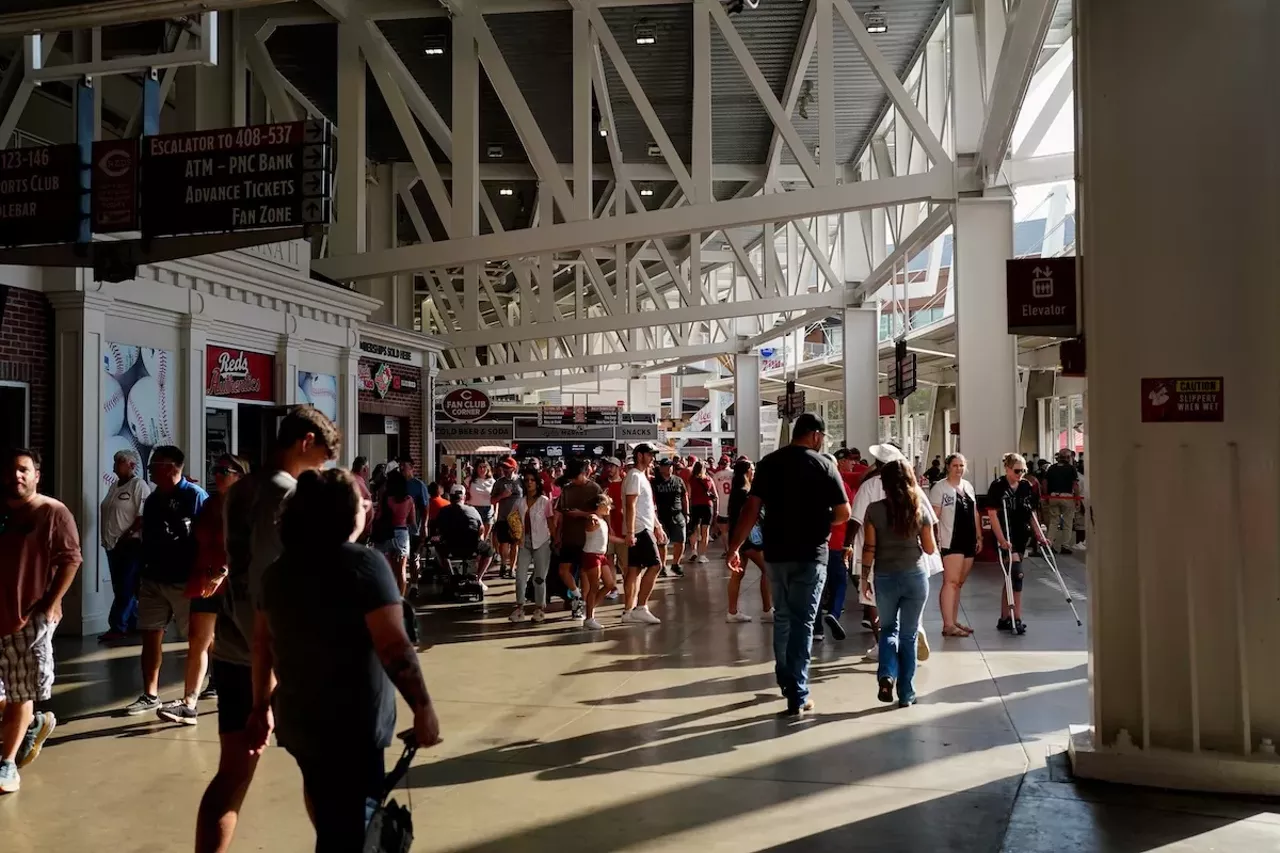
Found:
[141,120,332,239]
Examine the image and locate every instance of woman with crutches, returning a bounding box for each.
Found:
[986,453,1051,636]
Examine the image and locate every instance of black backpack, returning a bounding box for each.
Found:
[363,744,417,853]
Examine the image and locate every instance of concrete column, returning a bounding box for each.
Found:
[280,338,300,405]
[951,11,984,157]
[1068,0,1280,796]
[362,163,396,325]
[842,306,879,454]
[332,22,366,258]
[179,317,209,479]
[953,197,1017,485]
[177,13,235,131]
[671,373,683,422]
[421,352,438,479]
[734,353,761,461]
[339,345,361,465]
[708,389,722,459]
[47,284,112,636]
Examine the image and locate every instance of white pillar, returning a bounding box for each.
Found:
[48,285,112,636]
[954,197,1017,485]
[333,22,366,258]
[952,11,984,157]
[180,317,208,479]
[708,389,722,458]
[339,345,361,465]
[842,306,879,454]
[421,352,438,479]
[671,373,683,422]
[734,353,761,461]
[1069,0,1280,796]
[363,163,396,325]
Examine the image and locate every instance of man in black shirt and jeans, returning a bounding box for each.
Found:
[727,414,849,715]
[1042,449,1080,555]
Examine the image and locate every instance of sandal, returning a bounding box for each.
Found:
[941,625,968,638]
[956,623,974,636]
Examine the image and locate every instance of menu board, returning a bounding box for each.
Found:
[0,144,84,247]
[140,120,332,238]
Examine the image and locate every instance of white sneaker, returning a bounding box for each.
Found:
[761,610,775,623]
[697,555,709,564]
[917,628,930,662]
[583,618,603,630]
[620,608,636,623]
[864,644,880,661]
[631,606,662,625]
[530,608,546,624]
[479,581,489,592]
[509,608,526,623]
[725,612,753,623]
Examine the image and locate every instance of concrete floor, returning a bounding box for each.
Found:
[4,551,1279,852]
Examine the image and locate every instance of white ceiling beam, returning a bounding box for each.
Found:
[745,308,833,349]
[764,4,817,190]
[1002,151,1075,186]
[482,369,637,395]
[975,0,1057,182]
[849,203,951,303]
[704,0,821,187]
[439,340,739,380]
[833,0,951,169]
[443,289,845,349]
[0,32,60,148]
[1013,57,1073,160]
[243,32,299,122]
[315,169,952,281]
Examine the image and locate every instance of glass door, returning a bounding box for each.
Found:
[205,404,236,492]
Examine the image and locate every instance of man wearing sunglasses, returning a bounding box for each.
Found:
[986,453,1051,636]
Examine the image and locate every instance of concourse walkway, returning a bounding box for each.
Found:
[5,555,1279,852]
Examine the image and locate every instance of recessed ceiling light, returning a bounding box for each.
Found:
[486,144,504,158]
[639,185,655,197]
[865,6,888,34]
[599,125,609,138]
[646,142,661,157]
[498,187,514,197]
[634,23,656,45]
[423,35,447,56]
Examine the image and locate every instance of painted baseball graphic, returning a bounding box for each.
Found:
[103,373,126,436]
[298,371,339,422]
[102,341,178,497]
[104,343,140,378]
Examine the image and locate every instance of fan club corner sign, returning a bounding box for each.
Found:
[442,388,491,422]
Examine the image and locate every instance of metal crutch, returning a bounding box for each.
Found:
[1034,539,1083,626]
[995,500,1016,615]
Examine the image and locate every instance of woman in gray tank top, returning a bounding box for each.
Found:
[861,460,937,707]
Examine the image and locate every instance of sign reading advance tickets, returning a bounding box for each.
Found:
[442,388,492,422]
[207,346,276,402]
[1141,377,1224,423]
[1006,257,1077,337]
[0,144,83,247]
[141,120,332,238]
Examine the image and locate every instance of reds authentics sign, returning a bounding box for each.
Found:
[141,120,332,239]
[1140,377,1224,423]
[1006,257,1078,337]
[442,388,492,422]
[0,144,83,248]
[206,346,276,402]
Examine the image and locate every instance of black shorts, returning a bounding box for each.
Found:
[659,515,686,544]
[689,505,713,527]
[189,594,223,615]
[212,659,253,735]
[558,544,584,568]
[716,516,730,526]
[941,544,978,559]
[628,530,662,569]
[495,518,521,545]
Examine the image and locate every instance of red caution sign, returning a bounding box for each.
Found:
[1140,377,1224,423]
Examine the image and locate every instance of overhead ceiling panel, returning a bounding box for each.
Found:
[598,4,692,164]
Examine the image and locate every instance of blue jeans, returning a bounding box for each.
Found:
[768,559,827,707]
[105,540,142,633]
[823,549,849,620]
[291,747,384,852]
[874,568,929,703]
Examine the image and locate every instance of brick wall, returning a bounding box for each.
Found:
[0,286,53,471]
[358,359,422,463]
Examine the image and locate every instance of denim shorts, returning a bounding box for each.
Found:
[383,527,410,558]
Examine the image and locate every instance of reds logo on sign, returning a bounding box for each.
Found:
[442,388,492,422]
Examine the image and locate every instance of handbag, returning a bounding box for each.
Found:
[506,505,524,541]
[363,743,418,853]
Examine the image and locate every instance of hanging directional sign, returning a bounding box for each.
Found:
[0,144,84,248]
[539,405,621,427]
[140,119,333,239]
[889,341,917,402]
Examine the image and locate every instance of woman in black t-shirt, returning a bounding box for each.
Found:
[986,453,1051,636]
[726,460,774,623]
[255,469,442,852]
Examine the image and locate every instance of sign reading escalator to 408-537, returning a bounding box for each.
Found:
[141,119,332,239]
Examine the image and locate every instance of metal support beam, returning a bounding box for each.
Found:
[315,170,953,280]
[438,340,734,380]
[976,0,1057,182]
[0,32,60,149]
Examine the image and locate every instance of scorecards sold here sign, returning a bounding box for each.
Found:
[1006,257,1078,337]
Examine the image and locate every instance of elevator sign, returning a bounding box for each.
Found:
[1006,257,1077,337]
[1141,377,1224,423]
[140,120,332,238]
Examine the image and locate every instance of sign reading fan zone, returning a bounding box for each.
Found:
[442,388,492,422]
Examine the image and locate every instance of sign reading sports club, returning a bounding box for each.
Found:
[207,346,275,401]
[442,388,492,422]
